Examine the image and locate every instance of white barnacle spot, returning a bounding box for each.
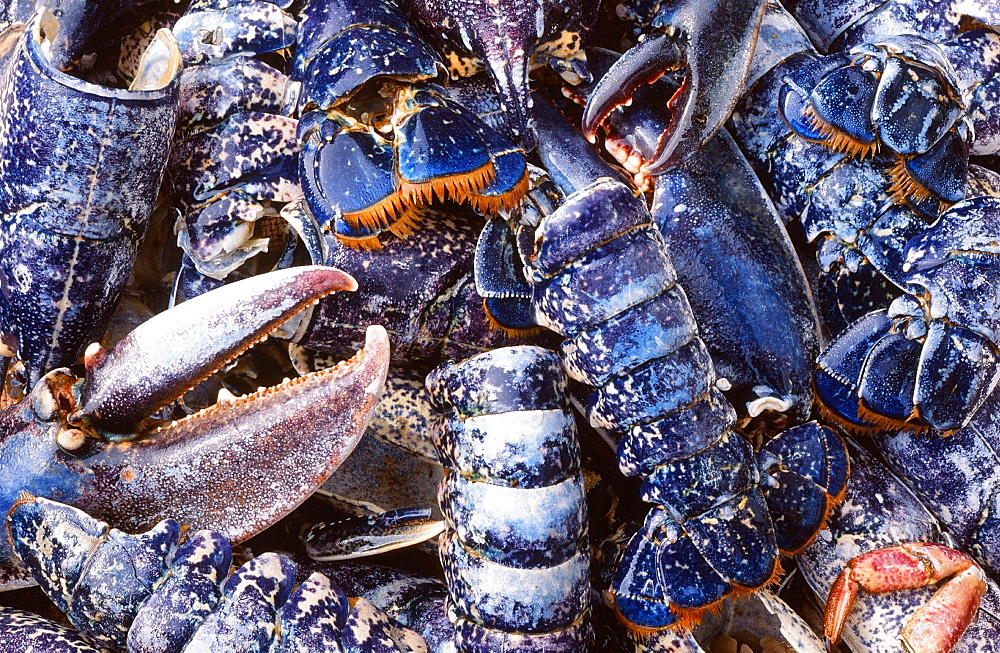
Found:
[11,263,31,293]
[57,428,86,451]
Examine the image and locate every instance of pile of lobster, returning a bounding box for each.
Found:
[1,0,1000,651]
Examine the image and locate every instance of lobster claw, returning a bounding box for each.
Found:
[0,266,391,588]
[0,9,182,385]
[581,0,767,173]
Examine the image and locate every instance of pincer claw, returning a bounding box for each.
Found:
[582,0,767,173]
[0,266,390,588]
[824,543,987,653]
[74,265,358,437]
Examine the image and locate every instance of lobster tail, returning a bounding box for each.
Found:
[521,157,778,631]
[428,346,592,651]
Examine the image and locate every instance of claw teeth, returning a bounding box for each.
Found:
[217,387,238,403]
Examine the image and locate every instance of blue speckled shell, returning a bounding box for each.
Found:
[0,11,179,382]
[7,497,426,652]
[428,346,591,650]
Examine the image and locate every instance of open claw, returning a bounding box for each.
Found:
[824,543,987,653]
[581,33,682,143]
[582,0,766,174]
[0,267,390,588]
[74,266,358,436]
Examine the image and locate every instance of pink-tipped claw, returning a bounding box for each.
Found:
[824,543,986,653]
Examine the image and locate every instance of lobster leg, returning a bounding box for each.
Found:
[824,543,987,653]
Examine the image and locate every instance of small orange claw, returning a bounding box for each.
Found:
[824,542,987,653]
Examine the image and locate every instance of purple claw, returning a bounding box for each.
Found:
[0,268,389,587]
[70,323,390,542]
[74,266,358,436]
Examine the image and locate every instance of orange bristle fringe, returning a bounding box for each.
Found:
[398,162,495,207]
[612,558,785,641]
[386,208,426,240]
[856,400,929,434]
[887,158,949,215]
[342,191,406,232]
[467,169,530,215]
[803,105,877,159]
[336,233,383,250]
[483,300,545,338]
[815,396,895,437]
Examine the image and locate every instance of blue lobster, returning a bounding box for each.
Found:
[293,0,530,249]
[498,90,849,634]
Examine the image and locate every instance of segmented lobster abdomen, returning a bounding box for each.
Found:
[5,494,426,653]
[427,346,592,651]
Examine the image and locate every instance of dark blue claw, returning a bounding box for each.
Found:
[582,0,767,173]
[649,130,820,420]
